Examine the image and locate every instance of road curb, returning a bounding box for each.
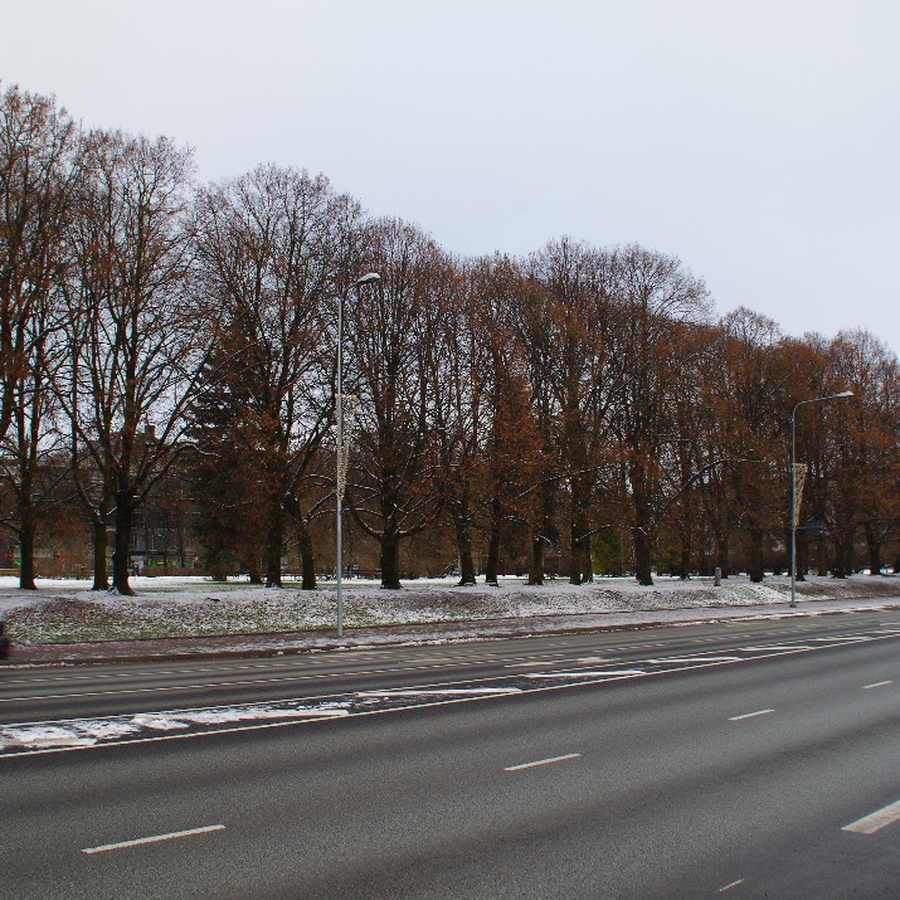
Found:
[3,598,897,666]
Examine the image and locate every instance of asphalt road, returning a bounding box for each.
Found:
[1,611,897,898]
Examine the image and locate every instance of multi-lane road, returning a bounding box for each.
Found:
[1,610,898,898]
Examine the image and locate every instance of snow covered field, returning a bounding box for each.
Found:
[2,572,898,646]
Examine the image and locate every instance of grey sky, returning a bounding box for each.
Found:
[3,0,898,354]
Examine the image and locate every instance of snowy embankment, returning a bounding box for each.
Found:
[1,573,898,646]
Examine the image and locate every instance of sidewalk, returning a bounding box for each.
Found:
[6,594,898,666]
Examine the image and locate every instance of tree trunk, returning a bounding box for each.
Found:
[247,561,264,585]
[92,517,109,590]
[678,537,691,580]
[815,534,828,577]
[484,496,501,586]
[715,532,730,579]
[831,531,853,578]
[266,507,283,588]
[380,530,401,590]
[112,489,135,595]
[631,459,654,586]
[454,517,476,586]
[795,531,808,582]
[570,518,592,585]
[528,531,544,586]
[18,517,37,591]
[748,530,764,583]
[634,525,653,586]
[298,519,316,590]
[863,522,882,575]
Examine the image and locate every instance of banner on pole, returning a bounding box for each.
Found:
[338,393,358,500]
[792,463,808,527]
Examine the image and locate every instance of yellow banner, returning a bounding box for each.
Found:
[792,463,808,526]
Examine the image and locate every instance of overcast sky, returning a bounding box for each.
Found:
[3,0,898,354]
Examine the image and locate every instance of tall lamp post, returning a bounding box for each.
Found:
[336,272,380,636]
[790,390,853,606]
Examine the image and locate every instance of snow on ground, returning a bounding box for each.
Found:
[1,572,898,646]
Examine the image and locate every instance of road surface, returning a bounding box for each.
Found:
[1,611,897,897]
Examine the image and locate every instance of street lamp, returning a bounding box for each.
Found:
[790,390,853,606]
[336,272,380,636]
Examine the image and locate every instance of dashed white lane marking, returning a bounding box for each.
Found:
[728,709,774,722]
[505,753,581,772]
[842,799,900,835]
[862,680,892,690]
[718,878,746,892]
[740,645,813,652]
[82,824,225,854]
[504,657,600,669]
[644,656,742,664]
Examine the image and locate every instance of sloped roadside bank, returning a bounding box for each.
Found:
[1,573,898,665]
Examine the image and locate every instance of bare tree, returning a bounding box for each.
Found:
[64,130,200,595]
[0,84,81,587]
[525,238,621,584]
[824,330,898,575]
[191,164,355,587]
[660,322,718,578]
[469,255,547,584]
[346,219,445,589]
[603,245,711,585]
[423,255,481,583]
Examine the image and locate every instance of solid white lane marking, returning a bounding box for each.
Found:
[718,878,746,892]
[729,709,774,721]
[0,704,350,751]
[842,799,900,835]
[525,669,645,680]
[862,680,892,690]
[356,687,519,697]
[505,753,581,772]
[82,824,225,854]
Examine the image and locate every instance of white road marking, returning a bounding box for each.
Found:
[862,680,892,690]
[842,799,900,835]
[729,709,774,721]
[504,657,588,669]
[644,656,742,664]
[5,625,894,758]
[505,753,581,772]
[740,645,813,652]
[718,878,746,892]
[525,669,645,679]
[82,824,225,854]
[357,687,519,697]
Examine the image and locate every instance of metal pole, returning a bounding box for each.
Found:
[336,284,344,637]
[789,391,853,607]
[790,403,798,607]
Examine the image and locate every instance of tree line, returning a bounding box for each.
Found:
[2,83,898,594]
